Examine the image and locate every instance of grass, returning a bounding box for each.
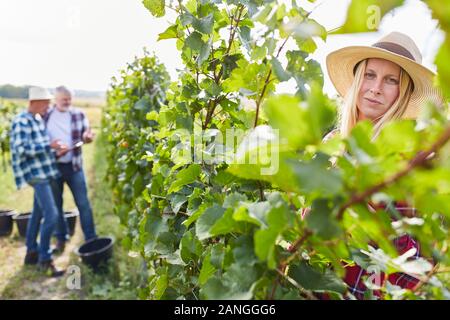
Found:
[0,101,142,300]
[0,156,78,214]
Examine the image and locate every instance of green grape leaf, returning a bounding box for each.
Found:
[169,194,187,214]
[158,25,179,41]
[336,0,405,33]
[180,229,203,263]
[195,204,225,240]
[254,193,295,269]
[287,153,343,197]
[142,0,165,18]
[288,261,346,294]
[200,262,258,299]
[271,57,291,82]
[209,208,241,237]
[168,164,201,194]
[199,253,216,285]
[305,198,342,239]
[197,37,213,66]
[184,31,205,52]
[192,13,214,34]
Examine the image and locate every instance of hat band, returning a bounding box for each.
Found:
[372,42,416,61]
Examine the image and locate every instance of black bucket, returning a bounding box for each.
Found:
[75,236,114,271]
[64,210,79,236]
[13,212,31,237]
[0,209,15,237]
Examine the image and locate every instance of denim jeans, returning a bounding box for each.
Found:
[26,179,59,262]
[53,163,97,241]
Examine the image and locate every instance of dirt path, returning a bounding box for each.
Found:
[0,216,88,299]
[0,131,139,300]
[0,139,96,300]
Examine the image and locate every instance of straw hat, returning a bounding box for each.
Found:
[326,32,442,119]
[28,86,53,101]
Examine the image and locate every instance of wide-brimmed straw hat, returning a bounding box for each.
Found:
[326,32,442,119]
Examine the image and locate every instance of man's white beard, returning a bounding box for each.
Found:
[57,105,70,112]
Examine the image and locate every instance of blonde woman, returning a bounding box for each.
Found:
[318,32,441,299]
[327,32,441,138]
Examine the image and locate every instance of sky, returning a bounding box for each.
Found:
[0,0,445,96]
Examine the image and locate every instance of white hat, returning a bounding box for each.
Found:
[28,86,53,101]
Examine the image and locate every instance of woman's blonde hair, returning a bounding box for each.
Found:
[338,59,414,138]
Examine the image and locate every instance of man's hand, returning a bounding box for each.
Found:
[50,139,70,157]
[56,144,70,157]
[50,139,62,150]
[82,129,95,144]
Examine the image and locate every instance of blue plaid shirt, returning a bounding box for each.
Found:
[10,111,60,189]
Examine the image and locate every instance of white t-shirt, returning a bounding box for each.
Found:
[47,108,73,163]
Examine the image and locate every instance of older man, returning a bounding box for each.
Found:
[45,86,97,253]
[10,86,66,277]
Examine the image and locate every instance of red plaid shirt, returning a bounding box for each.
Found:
[302,131,424,298]
[344,201,421,299]
[344,235,420,299]
[301,201,422,299]
[44,106,89,172]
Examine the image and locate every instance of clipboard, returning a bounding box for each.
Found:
[68,141,84,151]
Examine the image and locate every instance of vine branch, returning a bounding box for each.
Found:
[253,35,291,128]
[337,125,450,220]
[202,5,245,130]
[216,4,245,82]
